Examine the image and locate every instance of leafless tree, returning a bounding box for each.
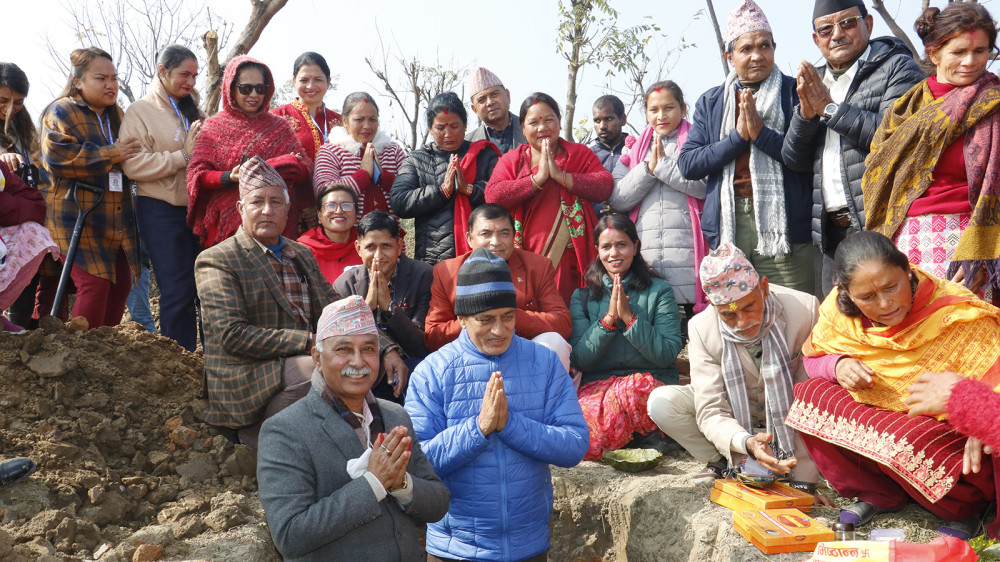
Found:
[45,0,215,105]
[364,25,468,150]
[703,0,730,78]
[871,0,920,57]
[201,0,289,114]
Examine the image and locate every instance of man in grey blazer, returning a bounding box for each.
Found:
[257,296,449,561]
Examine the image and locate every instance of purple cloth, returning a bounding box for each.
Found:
[802,353,843,383]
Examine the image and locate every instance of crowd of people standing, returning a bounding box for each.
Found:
[4,0,1000,557]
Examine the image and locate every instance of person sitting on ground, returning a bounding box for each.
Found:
[257,296,450,561]
[781,0,923,296]
[570,213,684,459]
[646,243,823,490]
[610,81,709,323]
[0,162,57,333]
[423,204,572,371]
[465,67,526,154]
[590,94,628,173]
[313,92,406,219]
[297,183,363,283]
[390,91,499,265]
[678,0,816,295]
[485,92,614,303]
[334,210,432,402]
[405,247,589,562]
[785,231,1000,540]
[195,156,406,449]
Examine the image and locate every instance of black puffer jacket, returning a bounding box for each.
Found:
[781,36,924,252]
[390,140,499,265]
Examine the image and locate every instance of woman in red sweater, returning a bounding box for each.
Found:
[186,56,312,247]
[296,183,362,283]
[862,3,1000,303]
[485,92,612,303]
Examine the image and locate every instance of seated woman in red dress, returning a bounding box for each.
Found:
[296,183,362,283]
[785,231,1000,540]
[485,92,613,304]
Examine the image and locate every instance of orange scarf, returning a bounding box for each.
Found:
[803,267,1000,413]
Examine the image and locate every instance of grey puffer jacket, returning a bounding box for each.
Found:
[608,130,707,304]
[390,140,498,265]
[781,36,924,252]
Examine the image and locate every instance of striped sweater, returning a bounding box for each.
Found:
[313,127,406,218]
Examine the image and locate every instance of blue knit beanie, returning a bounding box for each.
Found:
[454,248,517,316]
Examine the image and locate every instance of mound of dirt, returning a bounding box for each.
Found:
[0,321,278,561]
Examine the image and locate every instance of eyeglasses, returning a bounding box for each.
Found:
[815,15,864,39]
[235,83,268,95]
[321,201,356,213]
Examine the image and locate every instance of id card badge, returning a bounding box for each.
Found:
[108,170,124,192]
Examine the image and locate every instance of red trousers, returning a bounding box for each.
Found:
[70,249,132,328]
[801,432,997,522]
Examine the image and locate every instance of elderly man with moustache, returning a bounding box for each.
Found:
[781,0,923,295]
[406,247,589,562]
[257,296,450,561]
[646,243,825,496]
[195,156,406,448]
[465,66,527,154]
[679,0,816,295]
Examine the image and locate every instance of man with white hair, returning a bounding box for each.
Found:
[195,156,406,448]
[257,296,450,561]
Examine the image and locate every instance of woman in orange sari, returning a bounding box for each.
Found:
[485,92,613,304]
[785,231,1000,540]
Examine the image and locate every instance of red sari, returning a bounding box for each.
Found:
[271,99,343,161]
[485,139,612,303]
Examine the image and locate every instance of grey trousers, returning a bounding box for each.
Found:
[237,355,314,449]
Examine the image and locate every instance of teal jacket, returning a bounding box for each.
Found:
[569,274,683,386]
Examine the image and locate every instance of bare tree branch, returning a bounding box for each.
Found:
[871,0,919,57]
[703,0,730,78]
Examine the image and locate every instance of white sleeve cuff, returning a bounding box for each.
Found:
[389,473,414,507]
[363,471,387,502]
[731,431,753,455]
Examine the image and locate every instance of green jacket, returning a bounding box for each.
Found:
[569,274,683,386]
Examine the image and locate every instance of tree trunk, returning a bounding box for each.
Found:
[201,29,221,112]
[705,0,730,78]
[871,0,919,57]
[202,0,289,114]
[564,39,582,143]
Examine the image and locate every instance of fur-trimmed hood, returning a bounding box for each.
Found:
[328,126,396,154]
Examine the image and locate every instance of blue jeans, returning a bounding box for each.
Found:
[126,264,156,332]
[135,196,202,351]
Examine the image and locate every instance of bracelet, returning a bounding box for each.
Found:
[623,314,638,331]
[180,149,190,165]
[599,314,618,331]
[530,177,543,191]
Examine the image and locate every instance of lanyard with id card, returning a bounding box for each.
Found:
[95,109,123,192]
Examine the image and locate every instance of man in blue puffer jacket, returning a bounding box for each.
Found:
[406,248,589,561]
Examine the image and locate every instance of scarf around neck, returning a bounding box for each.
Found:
[719,66,789,257]
[717,292,795,461]
[312,369,386,448]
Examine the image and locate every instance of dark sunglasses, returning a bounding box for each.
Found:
[235,83,268,95]
[815,15,864,39]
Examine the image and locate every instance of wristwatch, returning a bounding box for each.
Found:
[821,102,839,124]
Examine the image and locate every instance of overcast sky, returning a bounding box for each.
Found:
[11,0,985,144]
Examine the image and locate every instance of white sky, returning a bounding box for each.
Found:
[11,0,984,144]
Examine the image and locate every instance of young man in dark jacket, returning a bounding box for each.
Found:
[781,0,924,295]
[678,0,817,296]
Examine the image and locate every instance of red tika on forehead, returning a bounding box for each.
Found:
[443,109,449,114]
[655,87,662,93]
[532,99,539,105]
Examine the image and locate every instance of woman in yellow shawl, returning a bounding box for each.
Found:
[784,231,1000,540]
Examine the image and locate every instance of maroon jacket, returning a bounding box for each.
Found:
[0,163,45,227]
[424,248,572,351]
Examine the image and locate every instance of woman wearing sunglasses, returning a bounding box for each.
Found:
[297,183,363,283]
[862,2,1000,303]
[186,55,312,248]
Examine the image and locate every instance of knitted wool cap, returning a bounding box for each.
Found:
[316,295,377,342]
[454,248,517,316]
[468,67,504,100]
[238,155,287,199]
[725,0,773,45]
[700,243,761,306]
[813,0,865,20]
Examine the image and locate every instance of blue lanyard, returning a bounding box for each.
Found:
[168,95,190,132]
[307,103,329,143]
[94,109,114,144]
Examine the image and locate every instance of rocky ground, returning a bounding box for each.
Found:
[0,320,968,561]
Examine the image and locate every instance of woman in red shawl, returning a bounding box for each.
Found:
[485,92,613,304]
[186,56,312,247]
[296,183,362,283]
